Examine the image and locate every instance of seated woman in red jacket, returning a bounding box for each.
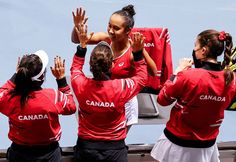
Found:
[0,51,76,162]
[151,29,234,162]
[70,24,148,162]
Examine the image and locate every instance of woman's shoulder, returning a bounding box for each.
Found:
[178,68,225,84]
[177,68,207,81]
[181,67,208,74]
[33,88,57,99]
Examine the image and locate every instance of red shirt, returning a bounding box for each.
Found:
[158,68,236,141]
[71,53,147,141]
[0,80,76,145]
[111,45,135,79]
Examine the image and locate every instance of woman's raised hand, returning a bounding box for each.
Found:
[72,7,88,28]
[50,56,65,80]
[130,32,145,53]
[174,58,193,74]
[75,24,94,48]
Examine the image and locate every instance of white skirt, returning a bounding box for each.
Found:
[125,96,138,126]
[151,134,220,162]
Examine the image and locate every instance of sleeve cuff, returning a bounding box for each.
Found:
[76,45,87,57]
[133,50,143,61]
[56,77,68,88]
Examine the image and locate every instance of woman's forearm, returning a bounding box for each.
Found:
[143,49,157,76]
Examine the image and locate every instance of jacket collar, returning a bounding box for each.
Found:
[201,61,222,71]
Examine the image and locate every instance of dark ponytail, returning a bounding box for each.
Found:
[10,54,43,107]
[113,4,136,30]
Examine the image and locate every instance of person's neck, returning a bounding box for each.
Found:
[111,39,130,58]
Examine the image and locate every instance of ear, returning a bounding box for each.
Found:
[201,46,208,57]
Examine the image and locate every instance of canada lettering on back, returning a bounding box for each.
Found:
[199,95,226,102]
[86,100,115,107]
[18,114,49,120]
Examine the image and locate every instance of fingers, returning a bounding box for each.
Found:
[72,11,76,20]
[78,24,86,34]
[76,7,83,18]
[178,58,193,70]
[186,58,193,65]
[132,32,144,47]
[77,8,80,17]
[73,7,86,22]
[130,32,145,53]
[128,38,133,46]
[58,57,65,68]
[85,24,88,34]
[181,58,191,61]
[51,56,65,72]
[51,56,65,79]
[174,58,193,74]
[75,27,80,36]
[132,32,144,43]
[63,59,65,68]
[53,56,64,69]
[56,56,61,69]
[83,17,88,24]
[181,58,193,64]
[81,7,85,20]
[54,56,58,69]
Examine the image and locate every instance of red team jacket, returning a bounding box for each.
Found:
[71,46,148,141]
[0,77,76,145]
[158,63,236,147]
[132,28,173,90]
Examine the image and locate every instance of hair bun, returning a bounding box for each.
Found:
[122,4,136,17]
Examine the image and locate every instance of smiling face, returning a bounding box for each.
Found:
[107,14,130,42]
